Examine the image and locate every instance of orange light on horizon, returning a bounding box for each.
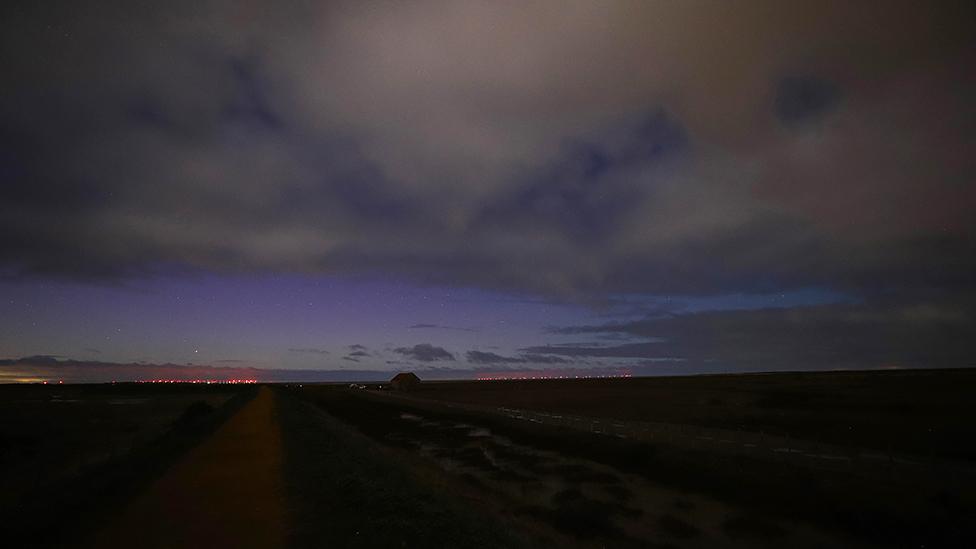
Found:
[134,378,258,384]
[475,372,632,381]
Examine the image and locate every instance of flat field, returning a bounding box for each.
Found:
[295,369,976,548]
[0,383,248,547]
[3,369,974,548]
[403,368,976,460]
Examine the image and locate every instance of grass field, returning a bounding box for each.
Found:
[402,368,976,461]
[277,387,532,548]
[295,369,976,548]
[0,383,252,547]
[3,369,973,548]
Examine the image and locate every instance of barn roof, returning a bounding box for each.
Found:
[390,372,420,382]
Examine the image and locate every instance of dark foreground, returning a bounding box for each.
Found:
[2,369,974,548]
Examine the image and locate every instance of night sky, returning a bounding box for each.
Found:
[1,1,974,382]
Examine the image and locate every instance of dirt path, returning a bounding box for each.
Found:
[92,387,285,549]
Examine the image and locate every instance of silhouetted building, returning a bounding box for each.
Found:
[390,372,421,391]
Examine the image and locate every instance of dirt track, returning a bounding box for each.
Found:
[92,387,285,549]
[85,386,525,549]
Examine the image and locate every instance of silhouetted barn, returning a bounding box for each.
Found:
[390,372,421,391]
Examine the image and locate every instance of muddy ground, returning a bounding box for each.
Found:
[296,372,976,549]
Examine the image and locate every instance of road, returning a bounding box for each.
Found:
[92,387,285,549]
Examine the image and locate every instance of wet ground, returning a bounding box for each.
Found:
[311,390,862,548]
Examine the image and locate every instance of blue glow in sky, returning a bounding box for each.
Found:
[0,274,593,369]
[1,273,854,373]
[2,2,973,381]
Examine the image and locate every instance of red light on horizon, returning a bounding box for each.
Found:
[135,378,258,384]
[475,372,632,381]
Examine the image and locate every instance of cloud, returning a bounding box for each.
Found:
[520,343,668,360]
[548,296,976,370]
[393,343,455,362]
[0,1,971,304]
[0,355,462,383]
[341,350,368,361]
[522,354,572,364]
[340,345,371,362]
[409,323,477,332]
[465,350,569,365]
[2,355,62,365]
[464,351,523,364]
[0,356,263,383]
[288,347,330,355]
[774,76,841,127]
[465,351,524,364]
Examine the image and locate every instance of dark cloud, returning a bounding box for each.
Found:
[465,351,525,365]
[465,350,569,365]
[0,355,477,383]
[775,76,840,127]
[520,343,668,360]
[409,323,477,332]
[0,355,263,383]
[331,345,369,363]
[1,354,62,365]
[522,354,572,364]
[0,1,972,304]
[393,344,455,362]
[472,110,687,244]
[339,346,370,363]
[549,297,976,370]
[288,347,330,355]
